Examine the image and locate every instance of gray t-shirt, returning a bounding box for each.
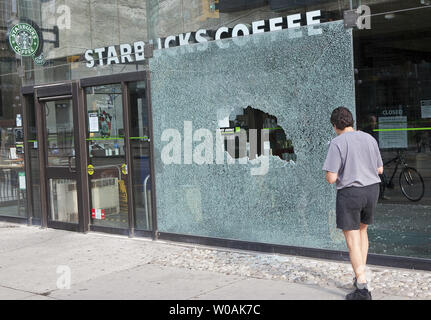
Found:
[323,131,383,190]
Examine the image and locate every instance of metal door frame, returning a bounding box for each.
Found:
[80,71,156,238]
[81,79,133,236]
[20,71,157,239]
[34,82,87,232]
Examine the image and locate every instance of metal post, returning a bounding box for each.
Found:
[122,82,136,238]
[34,92,48,229]
[21,93,34,225]
[146,71,159,240]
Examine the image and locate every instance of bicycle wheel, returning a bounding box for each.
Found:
[399,167,425,202]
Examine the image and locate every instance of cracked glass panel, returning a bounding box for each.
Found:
[150,20,355,250]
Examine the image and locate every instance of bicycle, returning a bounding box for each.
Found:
[380,150,425,202]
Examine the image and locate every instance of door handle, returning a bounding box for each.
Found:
[144,175,151,230]
[68,156,77,173]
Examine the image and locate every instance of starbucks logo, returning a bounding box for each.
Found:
[9,23,40,57]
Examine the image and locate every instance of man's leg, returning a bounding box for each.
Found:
[360,224,369,266]
[344,230,367,284]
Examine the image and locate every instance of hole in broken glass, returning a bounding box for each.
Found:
[219,106,297,162]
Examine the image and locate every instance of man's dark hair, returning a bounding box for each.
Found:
[331,107,355,130]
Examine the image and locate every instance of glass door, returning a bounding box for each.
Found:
[38,94,83,231]
[29,74,154,235]
[85,84,130,230]
[128,81,153,231]
[83,77,155,234]
[44,99,78,224]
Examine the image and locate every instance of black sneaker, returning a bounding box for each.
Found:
[346,288,372,300]
[353,277,357,288]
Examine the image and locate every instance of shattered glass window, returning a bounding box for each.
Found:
[149,20,355,251]
[221,107,297,162]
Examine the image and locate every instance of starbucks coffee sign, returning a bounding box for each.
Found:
[85,9,323,68]
[9,23,40,57]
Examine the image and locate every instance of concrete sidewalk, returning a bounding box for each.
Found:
[0,222,427,300]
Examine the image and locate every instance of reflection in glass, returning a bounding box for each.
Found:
[44,100,75,167]
[129,81,152,231]
[85,84,128,229]
[0,75,27,218]
[355,9,431,258]
[49,179,79,223]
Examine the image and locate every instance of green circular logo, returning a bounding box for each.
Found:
[9,23,40,57]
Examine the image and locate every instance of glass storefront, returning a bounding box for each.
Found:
[354,4,431,258]
[0,73,26,218]
[150,19,355,251]
[0,0,430,263]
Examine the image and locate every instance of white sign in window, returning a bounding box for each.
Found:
[421,100,431,119]
[89,113,99,133]
[378,116,408,149]
[19,172,26,190]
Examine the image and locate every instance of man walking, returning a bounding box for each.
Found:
[323,107,384,301]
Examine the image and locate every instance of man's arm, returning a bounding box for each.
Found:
[326,172,338,185]
[373,139,384,176]
[323,142,342,185]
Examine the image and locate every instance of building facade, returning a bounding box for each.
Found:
[0,0,430,269]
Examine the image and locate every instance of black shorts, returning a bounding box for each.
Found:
[336,183,380,231]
